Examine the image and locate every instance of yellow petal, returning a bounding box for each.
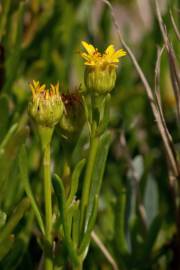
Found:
[81,52,92,61]
[113,49,126,59]
[29,83,35,97]
[105,44,115,55]
[37,84,46,93]
[55,82,59,94]
[50,84,55,94]
[84,61,96,66]
[45,91,49,99]
[110,58,119,63]
[32,80,39,88]
[81,41,96,55]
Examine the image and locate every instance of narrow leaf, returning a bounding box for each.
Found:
[66,159,86,207]
[78,196,98,256]
[114,189,129,255]
[0,210,7,229]
[19,145,45,234]
[53,174,79,267]
[143,216,162,258]
[0,123,18,151]
[84,131,111,231]
[0,198,30,244]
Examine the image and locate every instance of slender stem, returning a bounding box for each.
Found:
[80,133,99,232]
[74,259,83,270]
[43,143,53,270]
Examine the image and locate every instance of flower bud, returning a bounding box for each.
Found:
[59,90,85,140]
[28,81,64,128]
[84,66,116,94]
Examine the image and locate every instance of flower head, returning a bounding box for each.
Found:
[81,41,126,69]
[80,41,126,94]
[59,88,85,140]
[28,80,64,128]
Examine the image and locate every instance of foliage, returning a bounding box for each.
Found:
[0,0,179,269]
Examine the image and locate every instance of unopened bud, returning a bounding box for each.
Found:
[85,66,116,94]
[28,81,64,128]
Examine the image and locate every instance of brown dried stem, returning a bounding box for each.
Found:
[170,10,180,41]
[155,0,180,121]
[91,231,119,270]
[102,0,180,182]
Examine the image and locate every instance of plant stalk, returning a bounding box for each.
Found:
[80,133,99,232]
[43,143,53,270]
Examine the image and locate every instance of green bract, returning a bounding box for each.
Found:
[84,66,116,94]
[28,81,64,128]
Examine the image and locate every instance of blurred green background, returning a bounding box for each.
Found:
[0,0,179,269]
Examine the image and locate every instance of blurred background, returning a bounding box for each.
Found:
[0,0,179,269]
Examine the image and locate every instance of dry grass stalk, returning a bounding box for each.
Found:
[155,0,180,121]
[102,0,180,182]
[91,231,119,270]
[170,10,180,41]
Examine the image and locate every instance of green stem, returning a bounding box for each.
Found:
[80,133,99,232]
[74,261,83,270]
[43,143,53,270]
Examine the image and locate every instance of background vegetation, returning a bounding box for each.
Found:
[0,0,179,269]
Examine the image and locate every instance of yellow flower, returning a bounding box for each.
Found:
[29,80,59,100]
[80,41,126,94]
[81,41,126,68]
[28,80,64,128]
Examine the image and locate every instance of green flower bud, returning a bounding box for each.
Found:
[28,80,64,128]
[84,66,116,94]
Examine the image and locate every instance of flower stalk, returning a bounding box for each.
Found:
[25,41,126,269]
[28,81,64,270]
[43,138,53,270]
[78,41,126,265]
[80,131,99,232]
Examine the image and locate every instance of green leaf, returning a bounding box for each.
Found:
[0,210,7,229]
[114,189,129,255]
[82,95,92,133]
[0,126,29,192]
[3,1,26,92]
[19,145,45,235]
[0,236,14,260]
[143,216,162,258]
[72,201,80,249]
[0,123,18,152]
[53,174,79,267]
[0,95,10,141]
[97,94,111,135]
[0,198,30,245]
[84,131,111,231]
[78,196,98,256]
[0,0,11,40]
[66,159,86,207]
[144,175,158,227]
[1,210,34,267]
